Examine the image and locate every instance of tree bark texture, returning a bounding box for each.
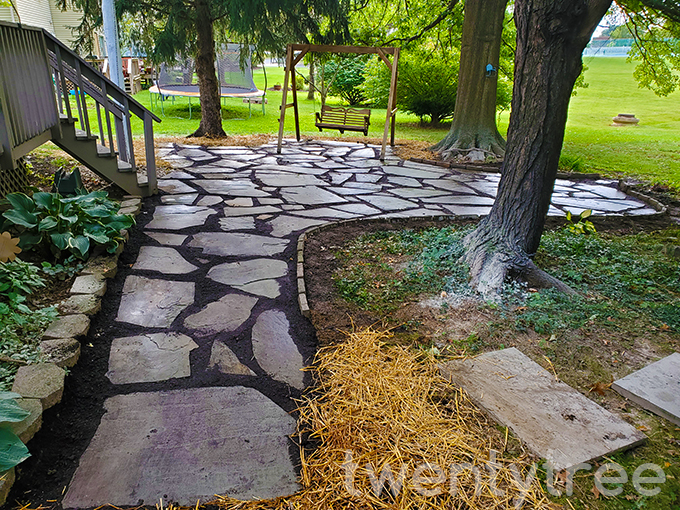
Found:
[190,0,226,138]
[433,0,507,160]
[463,0,612,297]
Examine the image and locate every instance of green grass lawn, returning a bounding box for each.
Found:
[127,58,680,188]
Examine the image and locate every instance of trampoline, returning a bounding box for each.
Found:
[149,44,266,119]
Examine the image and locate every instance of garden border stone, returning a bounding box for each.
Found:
[0,195,143,506]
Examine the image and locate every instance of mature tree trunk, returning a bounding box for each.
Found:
[307,57,315,100]
[432,0,507,161]
[190,0,225,138]
[463,0,612,298]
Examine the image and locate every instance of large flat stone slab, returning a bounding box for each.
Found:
[280,186,347,205]
[107,333,198,384]
[208,259,287,289]
[612,352,680,426]
[252,310,304,389]
[116,276,195,328]
[62,387,298,507]
[440,347,646,471]
[267,215,327,237]
[184,294,258,337]
[145,205,217,230]
[193,179,271,197]
[188,233,289,257]
[133,246,198,274]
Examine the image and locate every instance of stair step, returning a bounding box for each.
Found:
[96,144,116,158]
[117,160,134,173]
[59,113,77,124]
[75,128,98,141]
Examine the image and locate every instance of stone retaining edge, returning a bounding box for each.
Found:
[0,196,144,505]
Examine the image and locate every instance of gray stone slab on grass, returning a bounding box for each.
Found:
[184,294,258,337]
[58,294,101,316]
[146,232,188,246]
[612,352,680,426]
[40,338,80,368]
[43,314,90,339]
[280,186,347,205]
[62,387,299,507]
[210,342,255,375]
[267,215,328,237]
[116,276,195,328]
[11,398,42,443]
[252,310,305,390]
[107,333,198,384]
[188,233,289,257]
[12,363,65,410]
[133,246,198,274]
[440,348,646,471]
[157,180,196,194]
[70,274,106,297]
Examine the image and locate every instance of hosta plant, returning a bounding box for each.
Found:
[1,191,134,261]
[0,391,30,471]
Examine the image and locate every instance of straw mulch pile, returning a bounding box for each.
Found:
[215,328,555,510]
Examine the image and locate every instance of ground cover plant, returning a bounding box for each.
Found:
[306,218,680,510]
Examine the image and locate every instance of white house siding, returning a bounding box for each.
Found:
[49,0,82,48]
[0,5,18,22]
[12,0,55,32]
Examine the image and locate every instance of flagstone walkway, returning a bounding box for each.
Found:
[62,140,656,508]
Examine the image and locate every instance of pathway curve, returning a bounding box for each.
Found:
[62,140,655,508]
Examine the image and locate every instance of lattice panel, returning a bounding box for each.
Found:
[0,160,29,198]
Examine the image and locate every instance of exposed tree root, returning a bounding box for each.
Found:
[188,127,227,138]
[432,128,506,162]
[463,227,575,300]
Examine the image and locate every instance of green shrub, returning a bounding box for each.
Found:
[399,57,458,125]
[323,56,367,106]
[1,191,134,261]
[360,57,392,108]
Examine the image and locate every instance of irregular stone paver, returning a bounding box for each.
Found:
[208,259,288,287]
[145,205,217,230]
[63,388,297,507]
[146,232,188,246]
[107,333,198,384]
[210,342,255,375]
[360,194,418,211]
[267,215,328,237]
[219,217,256,231]
[157,180,196,194]
[12,363,65,410]
[197,195,223,207]
[188,233,289,256]
[160,193,198,204]
[116,276,195,328]
[440,348,647,471]
[280,186,347,205]
[223,205,280,217]
[252,310,305,390]
[184,294,258,337]
[612,352,680,426]
[193,179,270,197]
[133,246,198,274]
[256,172,327,187]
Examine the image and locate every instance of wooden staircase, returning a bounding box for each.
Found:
[0,21,159,198]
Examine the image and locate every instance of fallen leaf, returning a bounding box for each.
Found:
[637,424,651,432]
[589,375,614,396]
[440,291,447,298]
[0,231,21,262]
[660,324,671,331]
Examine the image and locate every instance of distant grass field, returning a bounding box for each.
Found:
[129,57,680,188]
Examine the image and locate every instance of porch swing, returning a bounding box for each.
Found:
[276,44,400,161]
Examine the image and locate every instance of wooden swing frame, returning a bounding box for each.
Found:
[276,43,400,161]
